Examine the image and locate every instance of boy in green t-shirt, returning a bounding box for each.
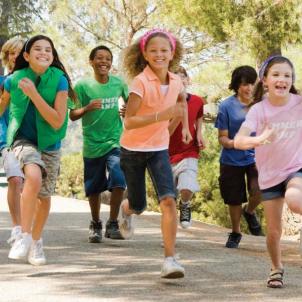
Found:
[70,45,128,242]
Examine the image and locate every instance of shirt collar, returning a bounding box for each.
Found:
[143,65,177,82]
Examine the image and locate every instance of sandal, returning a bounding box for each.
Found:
[267,268,284,288]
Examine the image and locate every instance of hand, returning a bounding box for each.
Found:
[177,91,187,103]
[182,128,193,144]
[85,99,102,112]
[257,125,275,145]
[159,102,185,121]
[197,133,206,150]
[119,104,126,117]
[18,78,38,99]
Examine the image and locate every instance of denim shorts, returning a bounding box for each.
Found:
[84,148,126,197]
[261,168,302,201]
[120,147,176,214]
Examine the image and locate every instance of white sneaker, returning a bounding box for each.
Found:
[161,257,185,279]
[119,201,134,239]
[8,233,32,260]
[7,225,22,246]
[28,239,46,266]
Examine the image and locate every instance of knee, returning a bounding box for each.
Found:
[8,176,23,188]
[285,191,302,214]
[266,227,282,242]
[160,197,176,211]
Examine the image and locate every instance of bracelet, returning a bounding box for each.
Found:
[155,112,159,122]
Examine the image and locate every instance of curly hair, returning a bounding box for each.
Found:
[123,32,183,80]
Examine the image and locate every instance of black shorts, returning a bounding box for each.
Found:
[219,163,260,205]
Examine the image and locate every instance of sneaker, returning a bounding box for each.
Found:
[179,201,192,229]
[225,232,242,248]
[119,202,134,239]
[105,220,124,240]
[7,225,22,246]
[161,256,185,279]
[242,205,263,236]
[88,220,102,243]
[8,233,32,259]
[28,239,46,266]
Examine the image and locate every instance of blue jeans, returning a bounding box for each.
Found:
[120,148,176,214]
[84,148,126,197]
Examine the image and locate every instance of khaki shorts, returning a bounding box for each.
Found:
[172,157,200,193]
[12,139,61,198]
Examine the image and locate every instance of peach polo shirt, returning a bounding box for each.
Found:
[120,65,183,151]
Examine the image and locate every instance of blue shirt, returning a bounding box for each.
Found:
[0,75,9,152]
[4,75,68,151]
[215,95,255,166]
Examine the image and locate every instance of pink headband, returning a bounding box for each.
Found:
[139,29,176,52]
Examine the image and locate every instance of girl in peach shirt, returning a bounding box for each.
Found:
[119,29,191,279]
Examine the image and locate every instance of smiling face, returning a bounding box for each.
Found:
[237,82,254,104]
[263,62,293,101]
[143,36,174,72]
[90,49,112,77]
[23,39,54,72]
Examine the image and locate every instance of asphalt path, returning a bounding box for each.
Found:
[0,188,301,302]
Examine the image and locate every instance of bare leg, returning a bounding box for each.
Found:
[246,190,262,214]
[228,205,242,233]
[160,197,177,257]
[88,193,101,222]
[180,189,193,202]
[31,197,51,240]
[7,176,22,226]
[109,187,124,220]
[263,198,284,271]
[285,177,302,214]
[21,164,42,233]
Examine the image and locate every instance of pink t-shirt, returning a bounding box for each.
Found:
[242,93,302,189]
[120,65,183,151]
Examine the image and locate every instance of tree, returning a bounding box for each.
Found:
[0,0,42,73]
[163,0,302,62]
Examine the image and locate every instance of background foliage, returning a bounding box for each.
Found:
[1,0,302,233]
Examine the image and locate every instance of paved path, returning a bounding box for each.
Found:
[0,187,301,302]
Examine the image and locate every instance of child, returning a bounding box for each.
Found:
[234,56,302,288]
[168,66,205,228]
[119,29,192,279]
[0,37,25,245]
[0,34,75,265]
[215,66,263,249]
[70,45,128,242]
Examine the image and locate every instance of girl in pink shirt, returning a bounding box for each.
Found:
[119,29,191,279]
[234,56,302,288]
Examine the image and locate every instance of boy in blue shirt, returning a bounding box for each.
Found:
[215,66,263,248]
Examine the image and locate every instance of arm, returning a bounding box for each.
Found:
[168,116,182,135]
[124,93,185,130]
[196,116,205,149]
[0,90,10,116]
[218,129,234,149]
[177,92,192,144]
[234,125,274,150]
[69,99,102,121]
[18,78,67,129]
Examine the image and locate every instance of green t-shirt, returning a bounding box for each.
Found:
[74,75,128,158]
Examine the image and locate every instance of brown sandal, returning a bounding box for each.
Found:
[267,268,284,288]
